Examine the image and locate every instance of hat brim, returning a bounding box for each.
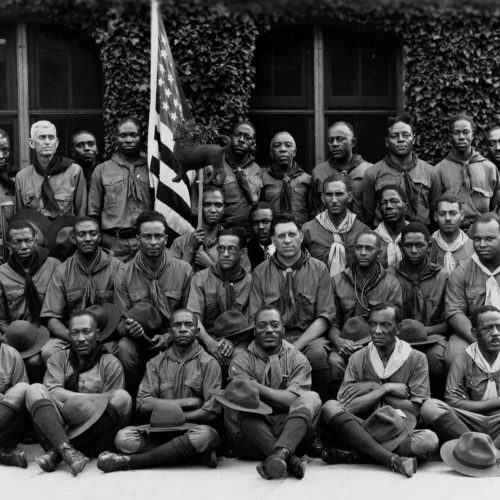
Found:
[440,439,500,477]
[341,334,371,346]
[136,422,197,434]
[214,394,273,415]
[18,325,50,359]
[45,216,82,259]
[66,395,109,440]
[215,325,254,340]
[405,334,443,346]
[365,410,417,452]
[92,304,121,342]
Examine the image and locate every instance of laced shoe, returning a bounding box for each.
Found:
[58,442,89,477]
[35,448,62,472]
[390,456,417,478]
[287,454,307,479]
[0,447,27,468]
[97,451,131,473]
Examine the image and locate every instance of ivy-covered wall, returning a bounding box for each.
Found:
[2,0,500,163]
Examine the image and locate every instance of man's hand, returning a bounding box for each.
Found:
[336,337,363,357]
[149,334,168,352]
[189,228,205,251]
[383,383,409,399]
[206,338,228,365]
[124,318,145,339]
[194,248,215,268]
[339,382,379,404]
[217,338,234,360]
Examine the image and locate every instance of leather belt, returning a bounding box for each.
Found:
[102,227,137,239]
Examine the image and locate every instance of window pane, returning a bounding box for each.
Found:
[361,39,390,96]
[251,27,313,109]
[72,36,102,108]
[0,24,17,111]
[328,35,358,96]
[248,113,314,172]
[32,27,70,108]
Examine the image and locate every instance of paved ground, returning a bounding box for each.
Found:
[0,445,499,500]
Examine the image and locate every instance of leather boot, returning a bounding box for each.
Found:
[287,454,307,479]
[257,447,291,480]
[200,448,218,469]
[97,451,131,473]
[322,447,360,465]
[58,442,89,477]
[0,447,27,468]
[390,456,417,478]
[35,448,62,472]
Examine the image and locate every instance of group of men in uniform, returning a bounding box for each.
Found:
[1,112,500,480]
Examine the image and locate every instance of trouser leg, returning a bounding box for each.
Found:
[420,398,470,444]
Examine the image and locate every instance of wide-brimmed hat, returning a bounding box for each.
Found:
[341,316,371,345]
[4,320,50,359]
[62,394,109,440]
[127,303,162,338]
[440,432,500,477]
[213,310,254,340]
[85,303,121,342]
[45,215,81,261]
[136,401,196,434]
[363,406,417,451]
[9,209,52,247]
[214,377,272,415]
[398,319,441,346]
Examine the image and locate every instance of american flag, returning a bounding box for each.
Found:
[147,0,194,237]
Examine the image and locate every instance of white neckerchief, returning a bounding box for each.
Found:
[375,222,407,266]
[315,210,357,277]
[432,229,468,273]
[465,343,500,400]
[260,242,275,259]
[369,338,413,380]
[471,253,500,307]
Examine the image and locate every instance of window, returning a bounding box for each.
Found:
[0,22,103,170]
[250,26,400,170]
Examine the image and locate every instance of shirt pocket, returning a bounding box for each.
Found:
[21,189,37,209]
[66,288,83,309]
[465,287,485,313]
[263,292,281,307]
[129,288,149,306]
[6,288,24,315]
[103,175,126,206]
[80,378,104,394]
[185,372,202,394]
[159,381,175,399]
[54,192,73,215]
[165,290,182,312]
[296,292,316,323]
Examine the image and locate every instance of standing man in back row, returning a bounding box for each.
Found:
[361,113,440,228]
[311,122,372,218]
[15,121,87,218]
[89,117,152,262]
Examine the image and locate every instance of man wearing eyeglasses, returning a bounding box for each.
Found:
[40,218,123,362]
[114,210,193,397]
[421,304,500,447]
[361,113,440,228]
[436,113,499,230]
[0,219,59,380]
[187,227,251,364]
[26,309,131,476]
[88,117,152,262]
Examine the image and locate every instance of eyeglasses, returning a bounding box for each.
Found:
[9,238,35,246]
[140,233,166,241]
[69,328,95,338]
[216,245,239,254]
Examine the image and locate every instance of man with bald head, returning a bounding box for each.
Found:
[261,131,311,227]
[15,120,87,218]
[312,122,372,218]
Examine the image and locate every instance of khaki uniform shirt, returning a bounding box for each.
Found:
[88,154,151,230]
[15,163,87,217]
[187,267,252,334]
[136,341,221,415]
[0,257,59,333]
[0,343,28,395]
[40,249,123,323]
[249,254,335,341]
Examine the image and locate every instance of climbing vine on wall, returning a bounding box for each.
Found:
[3,0,500,163]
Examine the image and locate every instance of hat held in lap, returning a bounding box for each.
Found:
[4,320,50,359]
[215,377,272,415]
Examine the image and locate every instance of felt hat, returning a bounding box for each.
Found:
[62,394,109,440]
[85,303,121,342]
[136,401,196,434]
[213,310,254,340]
[440,432,500,477]
[398,319,441,346]
[215,377,272,415]
[4,320,50,359]
[127,303,162,338]
[341,316,371,345]
[45,215,81,261]
[9,209,51,247]
[363,406,417,451]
